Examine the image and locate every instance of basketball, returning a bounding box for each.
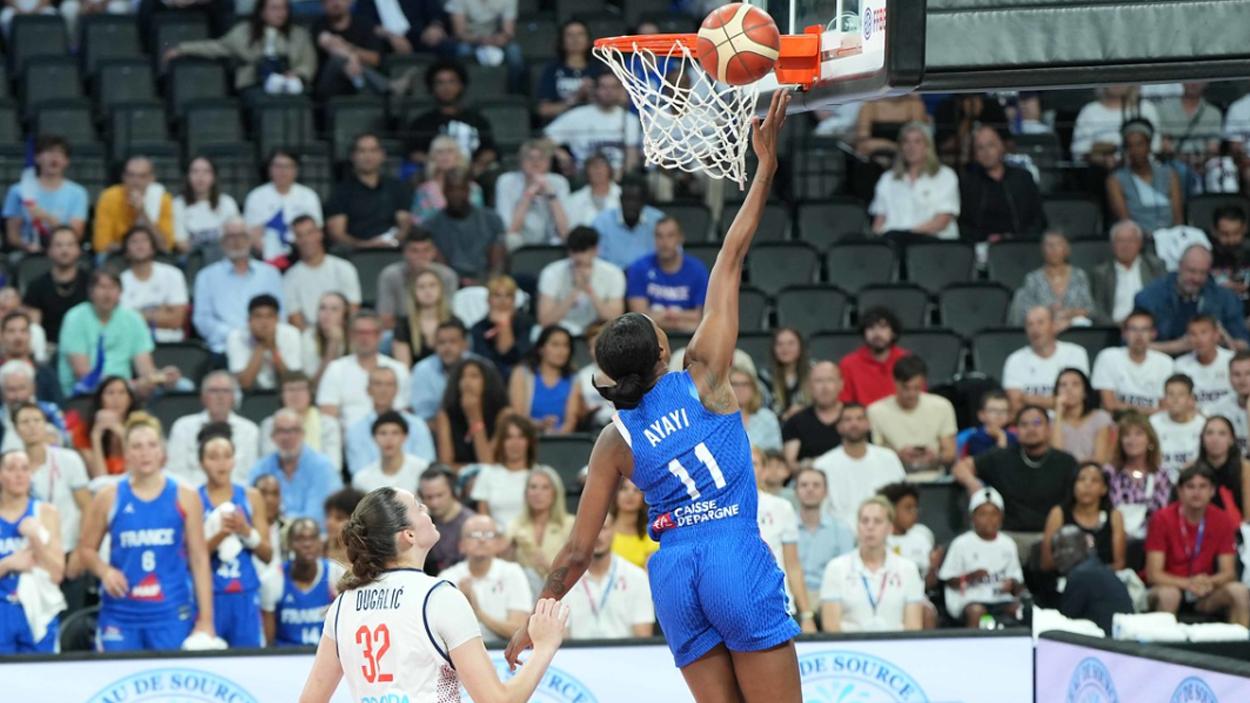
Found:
[696,3,781,86]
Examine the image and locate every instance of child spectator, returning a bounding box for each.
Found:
[938,487,1024,627]
[955,390,1016,459]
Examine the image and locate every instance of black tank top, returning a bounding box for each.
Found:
[1062,505,1114,566]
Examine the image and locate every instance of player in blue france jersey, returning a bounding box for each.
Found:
[78,413,216,651]
[506,91,802,702]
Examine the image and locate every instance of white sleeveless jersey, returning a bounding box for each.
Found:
[326,568,463,703]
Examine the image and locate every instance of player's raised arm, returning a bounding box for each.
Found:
[685,90,788,394]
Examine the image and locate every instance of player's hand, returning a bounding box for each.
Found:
[750,90,789,168]
[527,598,569,651]
[102,566,130,598]
[503,622,533,671]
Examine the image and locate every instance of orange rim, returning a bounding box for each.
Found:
[594,34,699,55]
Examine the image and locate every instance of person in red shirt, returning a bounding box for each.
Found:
[1144,464,1250,626]
[839,307,910,406]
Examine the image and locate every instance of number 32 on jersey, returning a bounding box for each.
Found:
[667,442,726,500]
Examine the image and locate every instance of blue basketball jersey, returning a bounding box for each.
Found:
[274,558,334,646]
[198,484,261,595]
[104,477,191,623]
[612,370,758,540]
[0,498,37,600]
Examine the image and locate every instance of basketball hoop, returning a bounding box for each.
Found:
[593,32,820,188]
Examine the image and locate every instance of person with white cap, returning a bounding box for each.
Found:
[937,487,1024,628]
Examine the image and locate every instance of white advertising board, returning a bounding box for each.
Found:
[4,634,1034,702]
[1035,637,1250,703]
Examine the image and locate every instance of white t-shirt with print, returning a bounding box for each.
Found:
[350,454,429,493]
[283,255,363,325]
[544,105,642,174]
[437,558,533,644]
[937,531,1022,619]
[820,551,924,632]
[243,182,324,261]
[757,490,800,611]
[1001,341,1089,398]
[887,523,936,579]
[563,555,654,640]
[1174,347,1234,413]
[869,167,961,240]
[1091,347,1174,410]
[1149,412,1205,482]
[173,194,240,249]
[469,465,531,531]
[119,262,189,342]
[536,257,626,336]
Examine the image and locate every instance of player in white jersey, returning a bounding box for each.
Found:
[1150,374,1206,481]
[1173,315,1235,413]
[299,487,569,703]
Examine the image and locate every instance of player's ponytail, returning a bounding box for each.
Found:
[338,487,409,591]
[594,312,662,410]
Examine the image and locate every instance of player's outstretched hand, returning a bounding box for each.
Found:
[750,90,790,167]
[503,619,533,671]
[528,598,570,650]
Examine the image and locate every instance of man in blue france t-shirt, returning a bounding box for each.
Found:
[624,217,709,334]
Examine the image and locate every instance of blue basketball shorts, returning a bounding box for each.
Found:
[213,590,263,648]
[0,599,58,654]
[96,610,193,652]
[647,525,800,667]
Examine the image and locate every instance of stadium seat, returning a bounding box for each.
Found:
[9,15,69,74]
[153,342,214,387]
[347,250,403,306]
[774,285,850,338]
[917,482,967,547]
[1011,133,1062,192]
[1059,326,1122,364]
[251,96,318,157]
[508,245,565,279]
[971,327,1028,378]
[22,58,83,116]
[58,604,99,653]
[477,98,533,151]
[795,197,869,250]
[537,433,595,493]
[166,59,230,117]
[736,331,773,363]
[147,391,204,430]
[857,284,928,328]
[108,100,172,161]
[183,99,246,156]
[152,14,210,67]
[682,242,719,272]
[293,144,335,201]
[1186,193,1250,229]
[809,330,861,364]
[624,0,669,25]
[70,144,109,203]
[198,142,259,201]
[571,334,591,369]
[0,65,10,100]
[901,329,964,384]
[739,286,770,332]
[790,136,846,200]
[556,0,604,21]
[904,241,976,295]
[576,12,628,42]
[35,99,97,146]
[1042,195,1103,238]
[327,96,388,162]
[719,201,790,241]
[0,104,18,146]
[825,240,894,293]
[986,239,1043,290]
[383,53,435,79]
[389,95,435,130]
[665,202,713,242]
[1068,238,1110,272]
[94,59,156,110]
[80,15,143,76]
[516,17,559,63]
[15,255,51,294]
[746,242,819,295]
[465,64,509,100]
[938,283,1012,339]
[239,391,281,425]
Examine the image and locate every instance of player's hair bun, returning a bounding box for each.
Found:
[596,372,647,409]
[593,313,662,410]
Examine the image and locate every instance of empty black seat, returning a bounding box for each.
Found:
[109,100,171,161]
[184,99,245,156]
[938,283,1011,339]
[665,203,713,242]
[537,433,595,493]
[347,250,403,306]
[153,342,213,386]
[508,245,564,278]
[1043,195,1103,238]
[720,201,790,241]
[904,241,976,294]
[23,58,83,116]
[739,287,770,332]
[809,330,861,363]
[1059,326,1121,364]
[682,242,718,272]
[516,17,559,63]
[857,283,928,328]
[465,64,509,100]
[775,285,850,338]
[95,59,156,110]
[36,99,97,145]
[971,328,1028,378]
[81,15,143,75]
[478,99,532,149]
[1068,238,1110,272]
[10,16,68,73]
[736,331,773,363]
[901,329,964,384]
[166,59,229,116]
[152,14,210,67]
[327,96,387,161]
[747,242,819,296]
[1186,193,1250,230]
[825,240,894,293]
[986,239,1043,290]
[796,197,869,250]
[239,391,281,425]
[252,95,317,157]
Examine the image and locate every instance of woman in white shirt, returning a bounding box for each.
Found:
[869,122,961,241]
[562,153,620,228]
[172,156,240,259]
[470,414,543,529]
[820,496,924,633]
[299,487,569,703]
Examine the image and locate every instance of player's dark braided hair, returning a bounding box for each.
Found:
[593,312,662,410]
[338,487,409,591]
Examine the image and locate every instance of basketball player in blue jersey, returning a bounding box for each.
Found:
[507,91,803,702]
[77,413,217,651]
[0,450,64,653]
[264,517,343,647]
[197,424,272,647]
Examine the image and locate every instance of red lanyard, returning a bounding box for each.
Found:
[1178,514,1207,576]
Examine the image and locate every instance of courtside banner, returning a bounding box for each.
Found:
[4,632,1032,702]
[1036,635,1250,703]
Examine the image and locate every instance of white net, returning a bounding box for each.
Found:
[594,39,760,188]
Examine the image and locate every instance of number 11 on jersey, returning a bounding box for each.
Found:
[667,442,727,500]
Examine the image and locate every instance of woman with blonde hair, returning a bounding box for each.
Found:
[1105,411,1172,539]
[820,495,924,632]
[412,136,484,224]
[471,274,534,380]
[507,466,572,586]
[869,121,961,241]
[392,270,455,367]
[730,364,782,451]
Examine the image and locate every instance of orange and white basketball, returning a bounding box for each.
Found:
[696,3,781,86]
